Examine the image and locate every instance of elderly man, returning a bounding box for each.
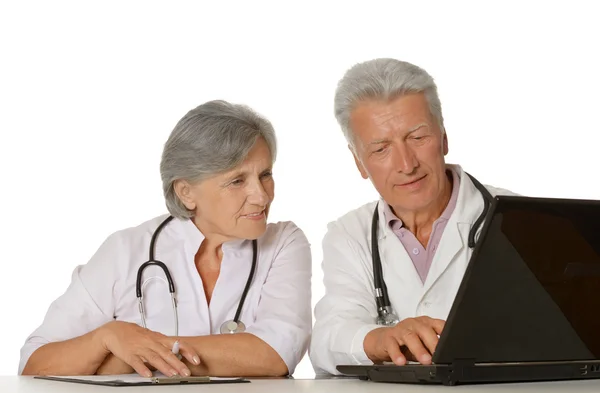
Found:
[310,58,517,375]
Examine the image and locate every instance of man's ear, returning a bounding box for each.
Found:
[173,179,196,210]
[349,144,369,179]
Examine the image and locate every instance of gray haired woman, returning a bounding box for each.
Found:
[19,100,312,378]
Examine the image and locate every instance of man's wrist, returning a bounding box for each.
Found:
[363,327,387,363]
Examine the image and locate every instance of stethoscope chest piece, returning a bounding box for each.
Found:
[220,320,246,334]
[376,306,400,327]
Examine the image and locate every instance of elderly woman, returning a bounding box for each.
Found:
[19,100,312,378]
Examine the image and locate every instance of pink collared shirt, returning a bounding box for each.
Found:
[382,168,460,283]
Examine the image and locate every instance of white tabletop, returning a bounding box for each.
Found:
[2,376,600,393]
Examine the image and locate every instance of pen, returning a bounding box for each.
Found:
[172,340,182,360]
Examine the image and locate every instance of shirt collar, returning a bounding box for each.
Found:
[173,217,250,253]
[174,217,205,252]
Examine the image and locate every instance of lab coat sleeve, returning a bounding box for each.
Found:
[309,221,380,375]
[18,233,122,375]
[244,222,312,375]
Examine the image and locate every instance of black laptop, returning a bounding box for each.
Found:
[337,195,600,385]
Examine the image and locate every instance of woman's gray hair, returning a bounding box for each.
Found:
[334,58,445,149]
[160,100,277,219]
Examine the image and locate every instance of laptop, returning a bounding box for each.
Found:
[337,195,600,385]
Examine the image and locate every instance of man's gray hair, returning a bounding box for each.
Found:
[160,100,277,219]
[334,58,445,148]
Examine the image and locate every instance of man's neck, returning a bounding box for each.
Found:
[392,171,453,246]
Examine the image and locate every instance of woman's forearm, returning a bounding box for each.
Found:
[21,327,109,376]
[181,333,288,377]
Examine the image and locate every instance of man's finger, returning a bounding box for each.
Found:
[414,324,440,355]
[431,319,445,335]
[384,335,406,365]
[398,329,432,365]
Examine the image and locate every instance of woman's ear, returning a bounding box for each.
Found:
[174,179,196,210]
[442,130,449,156]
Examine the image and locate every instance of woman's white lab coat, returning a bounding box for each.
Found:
[309,164,517,375]
[19,216,312,375]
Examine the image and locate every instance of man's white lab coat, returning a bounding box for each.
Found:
[309,164,517,374]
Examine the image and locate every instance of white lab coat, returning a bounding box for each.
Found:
[19,215,312,375]
[309,164,517,375]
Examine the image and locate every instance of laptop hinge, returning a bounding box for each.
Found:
[444,358,476,386]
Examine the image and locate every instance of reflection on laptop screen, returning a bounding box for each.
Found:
[436,197,600,364]
[500,199,600,357]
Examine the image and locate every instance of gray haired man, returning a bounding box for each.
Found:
[309,58,515,374]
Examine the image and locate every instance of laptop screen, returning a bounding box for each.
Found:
[436,196,600,364]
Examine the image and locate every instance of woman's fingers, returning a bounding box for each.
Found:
[127,355,153,378]
[172,340,201,366]
[103,322,199,377]
[152,341,191,376]
[140,348,179,377]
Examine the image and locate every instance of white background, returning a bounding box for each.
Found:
[1,0,599,378]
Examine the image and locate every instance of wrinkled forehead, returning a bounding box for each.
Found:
[349,94,437,144]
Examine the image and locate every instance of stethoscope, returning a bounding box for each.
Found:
[136,215,258,335]
[371,173,494,326]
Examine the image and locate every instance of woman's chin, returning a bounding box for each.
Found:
[237,221,268,240]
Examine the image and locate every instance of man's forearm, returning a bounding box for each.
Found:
[179,333,288,377]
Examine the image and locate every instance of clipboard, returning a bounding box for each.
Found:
[34,373,250,386]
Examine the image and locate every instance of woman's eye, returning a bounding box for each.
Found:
[261,172,273,178]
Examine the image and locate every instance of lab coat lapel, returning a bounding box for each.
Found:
[421,164,485,294]
[421,221,465,294]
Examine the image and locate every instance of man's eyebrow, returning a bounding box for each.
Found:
[369,138,391,145]
[408,123,428,133]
